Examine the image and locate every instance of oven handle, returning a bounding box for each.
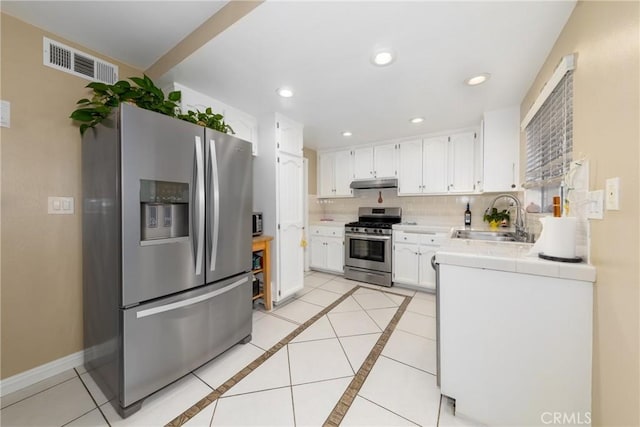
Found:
[345,233,391,241]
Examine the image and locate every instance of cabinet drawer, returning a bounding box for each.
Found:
[419,233,446,246]
[394,232,418,244]
[310,225,344,237]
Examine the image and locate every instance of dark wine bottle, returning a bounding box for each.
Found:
[464,203,472,228]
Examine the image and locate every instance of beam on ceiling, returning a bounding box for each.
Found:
[145,0,263,79]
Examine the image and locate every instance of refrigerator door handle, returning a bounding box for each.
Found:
[136,276,249,319]
[194,136,205,275]
[209,139,220,272]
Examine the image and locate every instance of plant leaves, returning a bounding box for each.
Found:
[86,82,109,92]
[168,91,181,102]
[70,109,96,121]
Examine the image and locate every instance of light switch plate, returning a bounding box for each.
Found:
[48,196,74,214]
[0,100,10,128]
[587,190,604,219]
[605,177,620,210]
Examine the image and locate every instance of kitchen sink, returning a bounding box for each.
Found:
[452,229,520,242]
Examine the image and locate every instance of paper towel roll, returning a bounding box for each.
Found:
[540,217,577,259]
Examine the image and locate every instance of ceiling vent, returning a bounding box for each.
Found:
[43,37,118,84]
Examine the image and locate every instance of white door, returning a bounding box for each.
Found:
[423,136,449,193]
[277,152,304,300]
[277,115,303,156]
[397,140,423,195]
[353,147,374,180]
[334,150,354,196]
[374,143,397,178]
[309,236,326,269]
[449,132,476,193]
[326,237,344,273]
[418,246,437,291]
[318,152,335,197]
[392,243,419,285]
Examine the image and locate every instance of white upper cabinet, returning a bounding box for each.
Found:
[397,139,424,195]
[317,150,353,198]
[448,132,477,193]
[353,143,398,180]
[482,107,520,192]
[334,150,353,196]
[224,107,258,155]
[422,136,448,193]
[169,82,258,155]
[398,132,479,195]
[353,147,374,180]
[373,143,398,178]
[276,114,303,155]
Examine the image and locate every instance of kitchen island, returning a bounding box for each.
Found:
[436,238,596,426]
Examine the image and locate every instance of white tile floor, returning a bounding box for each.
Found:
[0,272,480,427]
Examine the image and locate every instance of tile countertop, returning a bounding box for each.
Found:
[393,224,453,233]
[310,220,349,227]
[435,238,596,283]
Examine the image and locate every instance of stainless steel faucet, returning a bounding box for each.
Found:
[486,194,529,241]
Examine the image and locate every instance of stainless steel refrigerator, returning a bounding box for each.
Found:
[82,103,253,417]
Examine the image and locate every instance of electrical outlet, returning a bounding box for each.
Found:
[587,190,604,219]
[605,177,620,210]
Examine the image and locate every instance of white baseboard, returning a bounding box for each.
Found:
[0,350,85,397]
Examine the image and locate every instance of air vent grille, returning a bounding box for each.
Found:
[43,37,118,84]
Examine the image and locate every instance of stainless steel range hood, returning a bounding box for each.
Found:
[350,178,398,190]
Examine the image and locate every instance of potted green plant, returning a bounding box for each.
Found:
[483,208,510,230]
[70,74,233,136]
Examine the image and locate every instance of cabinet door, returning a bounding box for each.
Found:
[448,132,476,193]
[309,236,326,269]
[392,243,419,285]
[483,107,520,192]
[224,107,258,155]
[276,115,303,155]
[326,237,344,273]
[374,143,397,178]
[422,136,449,193]
[334,150,354,197]
[318,152,335,197]
[418,246,437,291]
[397,140,423,195]
[353,147,374,180]
[277,153,304,300]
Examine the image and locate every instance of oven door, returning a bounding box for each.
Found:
[344,232,392,272]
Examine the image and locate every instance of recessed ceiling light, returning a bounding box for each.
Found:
[410,117,424,124]
[371,49,395,66]
[342,131,353,137]
[465,73,491,86]
[276,87,293,98]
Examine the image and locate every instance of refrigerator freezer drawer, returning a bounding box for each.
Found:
[120,273,252,408]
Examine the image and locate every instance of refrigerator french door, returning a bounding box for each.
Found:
[83,104,252,417]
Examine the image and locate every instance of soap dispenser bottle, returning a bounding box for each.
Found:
[464,203,472,229]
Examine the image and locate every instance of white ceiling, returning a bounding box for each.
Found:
[0,1,228,69]
[1,1,576,151]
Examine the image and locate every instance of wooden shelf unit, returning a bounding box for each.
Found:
[252,235,273,310]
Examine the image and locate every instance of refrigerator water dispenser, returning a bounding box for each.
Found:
[140,179,189,241]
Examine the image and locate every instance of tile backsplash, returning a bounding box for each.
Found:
[310,189,523,228]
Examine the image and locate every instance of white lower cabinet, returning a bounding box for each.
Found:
[309,225,344,273]
[392,231,444,291]
[439,264,593,426]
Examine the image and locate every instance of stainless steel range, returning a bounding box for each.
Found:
[344,207,402,287]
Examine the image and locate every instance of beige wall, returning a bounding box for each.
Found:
[0,14,141,378]
[521,2,639,425]
[303,147,317,195]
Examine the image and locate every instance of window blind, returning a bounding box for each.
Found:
[524,71,573,188]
